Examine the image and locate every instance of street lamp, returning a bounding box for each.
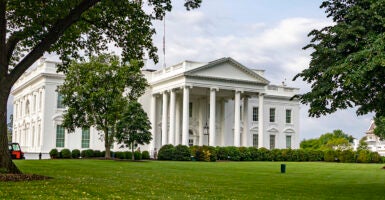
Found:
[203,122,209,145]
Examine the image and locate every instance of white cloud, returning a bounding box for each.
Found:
[150,8,373,140]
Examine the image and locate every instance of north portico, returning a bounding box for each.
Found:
[142,57,300,152]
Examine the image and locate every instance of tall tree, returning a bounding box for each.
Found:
[293,0,385,137]
[300,129,354,150]
[0,0,202,174]
[59,54,147,159]
[116,101,152,160]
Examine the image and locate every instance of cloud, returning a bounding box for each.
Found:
[150,9,373,140]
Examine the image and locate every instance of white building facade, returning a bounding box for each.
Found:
[12,57,300,158]
[364,121,385,156]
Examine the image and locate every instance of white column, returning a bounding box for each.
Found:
[182,86,190,146]
[234,90,241,147]
[161,92,168,146]
[242,96,249,146]
[209,88,217,146]
[198,99,204,146]
[175,95,181,145]
[149,94,157,154]
[220,99,226,146]
[169,89,176,145]
[258,93,264,148]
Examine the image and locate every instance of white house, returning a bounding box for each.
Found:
[363,121,385,156]
[11,57,300,159]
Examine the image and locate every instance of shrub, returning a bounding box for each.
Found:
[71,149,80,159]
[81,149,94,158]
[207,146,217,162]
[248,147,259,161]
[370,152,381,163]
[174,145,191,161]
[142,151,150,160]
[281,149,293,161]
[381,156,385,163]
[258,147,270,161]
[134,151,142,160]
[115,152,124,159]
[49,149,59,159]
[190,146,216,162]
[158,144,175,160]
[60,148,72,159]
[297,149,309,161]
[216,147,228,160]
[324,150,338,162]
[93,150,102,157]
[124,151,133,160]
[338,150,355,163]
[192,146,204,161]
[307,150,324,161]
[357,150,370,163]
[226,146,240,161]
[239,147,252,161]
[270,149,283,161]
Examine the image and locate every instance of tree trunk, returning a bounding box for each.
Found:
[131,142,135,161]
[0,87,21,174]
[104,128,111,159]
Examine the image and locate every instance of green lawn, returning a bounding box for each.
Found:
[1,160,385,199]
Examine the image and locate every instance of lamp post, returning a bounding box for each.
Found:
[203,122,209,145]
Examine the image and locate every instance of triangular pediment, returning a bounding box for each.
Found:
[185,57,269,84]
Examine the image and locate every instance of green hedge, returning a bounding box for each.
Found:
[142,151,150,160]
[60,149,72,159]
[158,144,175,160]
[71,149,80,159]
[49,149,59,159]
[48,147,384,163]
[174,145,191,161]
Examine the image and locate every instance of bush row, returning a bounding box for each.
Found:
[49,148,150,160]
[157,145,384,163]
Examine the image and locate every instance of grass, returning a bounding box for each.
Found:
[1,160,385,199]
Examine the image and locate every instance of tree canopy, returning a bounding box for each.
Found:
[116,101,152,160]
[0,0,201,174]
[293,0,385,136]
[300,130,354,150]
[59,54,147,159]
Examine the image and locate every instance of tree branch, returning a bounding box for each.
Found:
[5,31,23,64]
[9,0,101,85]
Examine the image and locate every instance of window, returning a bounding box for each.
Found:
[286,135,292,149]
[252,107,258,121]
[189,102,193,118]
[269,108,275,122]
[270,135,275,149]
[188,139,194,147]
[253,134,259,148]
[56,125,65,147]
[82,127,90,148]
[57,93,65,108]
[286,109,292,124]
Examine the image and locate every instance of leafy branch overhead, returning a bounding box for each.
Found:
[0,0,201,174]
[293,0,385,137]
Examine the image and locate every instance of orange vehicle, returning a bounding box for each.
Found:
[8,143,25,159]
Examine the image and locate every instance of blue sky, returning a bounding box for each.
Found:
[8,0,373,140]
